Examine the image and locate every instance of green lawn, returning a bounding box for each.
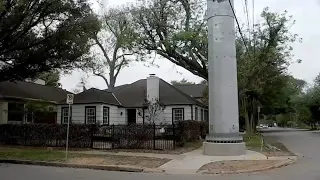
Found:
[243,134,264,150]
[0,147,66,161]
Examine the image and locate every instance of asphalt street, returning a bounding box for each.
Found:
[1,128,320,180]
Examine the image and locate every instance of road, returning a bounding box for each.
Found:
[1,128,320,180]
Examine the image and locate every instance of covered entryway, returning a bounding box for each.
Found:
[127,109,136,124]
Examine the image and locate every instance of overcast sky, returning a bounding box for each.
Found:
[60,0,320,91]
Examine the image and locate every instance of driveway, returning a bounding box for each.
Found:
[1,128,320,180]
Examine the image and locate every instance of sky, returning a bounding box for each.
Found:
[60,0,320,91]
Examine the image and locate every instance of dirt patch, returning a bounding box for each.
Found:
[68,155,170,168]
[261,136,295,157]
[198,160,284,174]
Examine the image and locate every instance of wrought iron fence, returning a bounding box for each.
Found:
[0,124,177,150]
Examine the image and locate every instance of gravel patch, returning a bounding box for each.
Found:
[68,155,170,168]
[198,160,283,174]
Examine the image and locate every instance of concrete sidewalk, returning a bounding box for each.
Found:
[72,148,267,173]
[159,147,268,174]
[71,147,295,174]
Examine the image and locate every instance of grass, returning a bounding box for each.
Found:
[0,147,66,161]
[243,134,264,150]
[0,146,171,168]
[243,134,295,157]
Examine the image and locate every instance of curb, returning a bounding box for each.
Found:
[143,168,165,173]
[199,159,296,174]
[0,159,144,172]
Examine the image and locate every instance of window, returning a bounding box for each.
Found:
[201,109,204,121]
[195,107,198,120]
[85,106,96,124]
[172,108,184,123]
[204,110,209,122]
[61,107,71,124]
[8,103,24,122]
[103,106,109,125]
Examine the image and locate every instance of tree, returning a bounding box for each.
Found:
[36,71,61,87]
[82,6,141,91]
[0,0,100,82]
[71,76,88,94]
[132,1,301,134]
[171,78,195,85]
[143,99,165,124]
[130,0,208,79]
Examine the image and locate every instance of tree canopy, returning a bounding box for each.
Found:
[0,0,100,82]
[36,70,61,87]
[130,0,302,134]
[171,78,195,85]
[130,0,208,79]
[81,6,142,91]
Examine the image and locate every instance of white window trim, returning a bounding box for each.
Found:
[172,108,184,123]
[103,106,109,125]
[85,106,96,124]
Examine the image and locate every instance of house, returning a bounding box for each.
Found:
[173,84,207,103]
[57,74,208,125]
[0,80,69,124]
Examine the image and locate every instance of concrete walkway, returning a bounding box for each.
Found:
[159,147,268,174]
[72,147,271,174]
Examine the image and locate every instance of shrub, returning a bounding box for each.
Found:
[0,124,93,148]
[113,124,154,149]
[176,120,208,146]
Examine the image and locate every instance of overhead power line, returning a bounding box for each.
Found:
[244,0,251,43]
[228,0,249,53]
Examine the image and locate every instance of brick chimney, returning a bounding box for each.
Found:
[147,74,159,102]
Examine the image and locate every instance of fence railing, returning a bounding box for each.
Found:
[0,124,177,150]
[92,124,176,150]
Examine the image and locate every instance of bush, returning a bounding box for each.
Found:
[0,124,93,148]
[113,124,154,149]
[176,120,208,146]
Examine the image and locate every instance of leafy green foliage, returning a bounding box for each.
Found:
[36,71,61,87]
[0,0,100,82]
[130,0,208,79]
[131,1,302,134]
[171,78,195,85]
[176,120,208,146]
[0,124,93,148]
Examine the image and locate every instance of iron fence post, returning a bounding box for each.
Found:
[153,123,156,149]
[90,124,94,148]
[173,122,176,149]
[112,124,115,149]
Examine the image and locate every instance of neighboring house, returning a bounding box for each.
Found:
[173,84,207,103]
[0,80,69,124]
[57,74,208,125]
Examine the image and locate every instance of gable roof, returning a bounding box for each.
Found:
[0,81,69,103]
[113,79,206,107]
[59,88,121,106]
[105,84,129,92]
[173,84,207,98]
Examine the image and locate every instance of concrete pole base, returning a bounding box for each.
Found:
[203,142,246,156]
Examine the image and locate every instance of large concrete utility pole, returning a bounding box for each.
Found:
[203,0,246,156]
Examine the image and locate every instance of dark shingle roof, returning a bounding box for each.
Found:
[105,84,129,92]
[0,81,69,102]
[59,88,121,106]
[113,79,206,107]
[173,84,207,98]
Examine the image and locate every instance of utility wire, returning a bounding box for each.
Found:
[228,0,249,53]
[244,0,251,44]
[252,0,256,59]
